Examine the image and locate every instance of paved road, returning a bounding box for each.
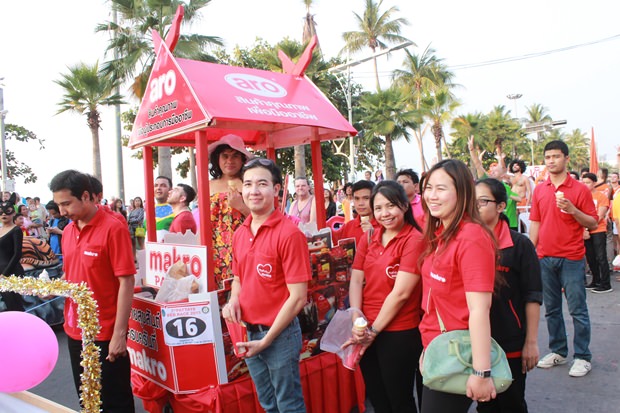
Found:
[28,272,620,412]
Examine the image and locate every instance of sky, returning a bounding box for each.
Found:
[1,0,619,202]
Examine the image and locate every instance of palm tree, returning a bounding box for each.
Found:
[420,86,460,162]
[393,45,455,169]
[342,0,411,91]
[563,128,589,170]
[525,103,552,145]
[55,62,125,181]
[97,0,223,178]
[359,87,418,179]
[484,105,521,160]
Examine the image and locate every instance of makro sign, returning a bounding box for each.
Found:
[224,73,287,98]
[144,242,208,292]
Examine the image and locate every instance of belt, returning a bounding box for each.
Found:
[245,322,271,333]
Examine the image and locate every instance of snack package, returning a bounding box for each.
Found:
[154,260,200,302]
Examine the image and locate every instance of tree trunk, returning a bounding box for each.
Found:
[433,123,443,162]
[294,145,306,178]
[372,57,381,92]
[384,134,396,180]
[90,124,102,182]
[189,148,197,189]
[414,128,427,172]
[158,146,172,179]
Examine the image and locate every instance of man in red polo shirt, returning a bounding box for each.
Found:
[332,179,380,244]
[50,170,136,412]
[223,158,310,413]
[529,140,598,378]
[168,183,197,235]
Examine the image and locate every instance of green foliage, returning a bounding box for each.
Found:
[3,124,45,183]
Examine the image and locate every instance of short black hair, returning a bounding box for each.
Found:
[45,200,60,213]
[241,158,283,186]
[352,179,375,194]
[177,184,196,206]
[343,182,353,192]
[395,168,420,184]
[582,172,597,182]
[49,170,93,200]
[155,175,173,187]
[87,174,103,197]
[544,140,569,156]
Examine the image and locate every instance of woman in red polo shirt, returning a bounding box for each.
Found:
[348,180,424,413]
[419,159,498,412]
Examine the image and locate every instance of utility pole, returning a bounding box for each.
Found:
[0,79,7,192]
[113,9,126,201]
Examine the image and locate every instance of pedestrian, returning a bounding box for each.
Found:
[476,178,542,413]
[347,180,424,413]
[0,192,25,311]
[530,140,598,377]
[50,170,136,412]
[222,158,310,413]
[418,159,498,412]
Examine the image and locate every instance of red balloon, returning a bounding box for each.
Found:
[0,311,59,392]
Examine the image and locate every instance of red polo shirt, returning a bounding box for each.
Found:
[419,221,496,348]
[332,215,381,244]
[233,210,311,326]
[530,175,597,259]
[352,223,423,331]
[169,210,197,234]
[62,207,135,341]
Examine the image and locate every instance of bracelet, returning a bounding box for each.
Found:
[472,368,492,378]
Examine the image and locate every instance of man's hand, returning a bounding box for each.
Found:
[107,332,128,362]
[222,297,242,324]
[521,341,539,373]
[237,337,270,358]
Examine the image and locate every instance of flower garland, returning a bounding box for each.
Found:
[0,275,101,413]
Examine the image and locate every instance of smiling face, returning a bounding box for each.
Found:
[373,192,406,233]
[242,167,280,217]
[218,148,244,178]
[294,178,310,198]
[423,168,458,227]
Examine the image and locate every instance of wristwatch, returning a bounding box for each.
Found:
[472,368,492,378]
[368,325,379,336]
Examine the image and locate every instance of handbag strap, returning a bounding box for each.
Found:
[429,288,447,334]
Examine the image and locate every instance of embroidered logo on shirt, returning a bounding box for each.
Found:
[83,251,99,257]
[385,264,399,279]
[430,271,446,283]
[256,264,273,279]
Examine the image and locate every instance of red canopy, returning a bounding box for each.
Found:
[128,39,356,150]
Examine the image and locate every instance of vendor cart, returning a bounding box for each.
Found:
[126,6,362,413]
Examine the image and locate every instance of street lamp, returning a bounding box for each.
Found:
[506,93,522,119]
[329,41,414,182]
[0,78,7,192]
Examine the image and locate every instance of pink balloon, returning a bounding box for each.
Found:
[0,311,59,392]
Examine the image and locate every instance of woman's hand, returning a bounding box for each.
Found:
[466,375,497,403]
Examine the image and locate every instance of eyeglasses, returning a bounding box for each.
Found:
[476,199,497,207]
[244,158,276,168]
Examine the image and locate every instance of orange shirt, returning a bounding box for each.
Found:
[591,191,609,234]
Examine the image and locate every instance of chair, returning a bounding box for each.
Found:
[326,215,344,231]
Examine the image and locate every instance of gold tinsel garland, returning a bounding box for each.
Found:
[0,275,102,413]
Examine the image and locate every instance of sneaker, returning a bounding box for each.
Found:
[592,286,613,294]
[585,283,599,290]
[537,353,567,369]
[569,359,592,377]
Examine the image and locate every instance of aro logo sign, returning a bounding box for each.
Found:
[149,69,177,103]
[224,73,287,98]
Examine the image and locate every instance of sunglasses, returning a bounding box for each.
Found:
[244,158,276,168]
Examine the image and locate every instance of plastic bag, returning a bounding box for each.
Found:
[155,275,198,303]
[320,307,364,357]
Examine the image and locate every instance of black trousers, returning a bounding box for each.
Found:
[0,291,24,311]
[68,337,135,413]
[360,328,423,413]
[585,232,611,288]
[421,386,472,413]
[476,357,528,413]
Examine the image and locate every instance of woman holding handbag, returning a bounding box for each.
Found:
[418,159,499,412]
[475,178,542,413]
[127,197,145,261]
[348,180,425,413]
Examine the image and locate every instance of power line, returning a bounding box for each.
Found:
[449,33,620,70]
